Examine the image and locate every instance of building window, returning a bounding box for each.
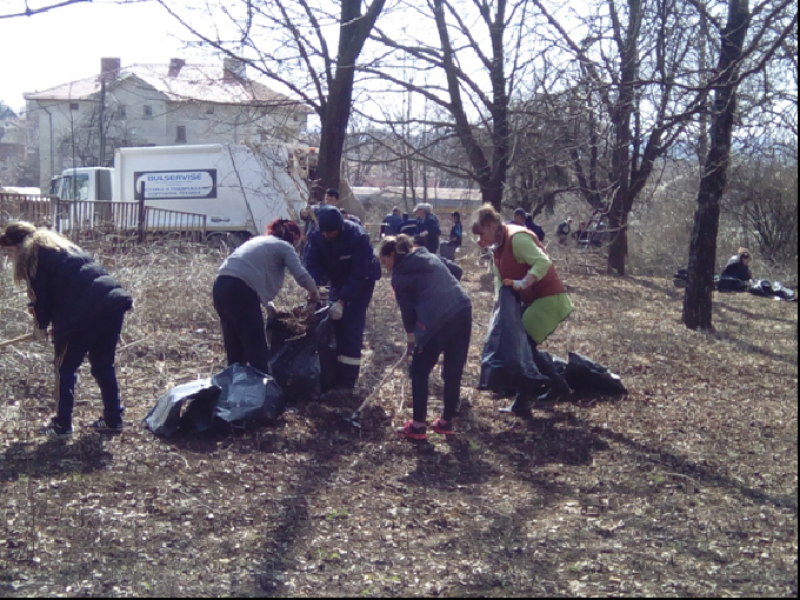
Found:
[116,105,127,120]
[206,106,215,115]
[69,102,79,111]
[143,105,153,118]
[176,125,187,143]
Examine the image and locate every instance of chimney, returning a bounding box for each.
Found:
[222,57,246,83]
[168,58,186,78]
[100,57,121,82]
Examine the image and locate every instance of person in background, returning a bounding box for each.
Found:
[300,188,361,258]
[381,207,404,237]
[718,248,754,292]
[526,213,545,243]
[399,212,419,237]
[556,217,573,245]
[450,211,463,248]
[0,221,133,439]
[413,202,441,254]
[214,219,319,375]
[379,234,472,440]
[473,204,574,415]
[509,207,528,228]
[305,206,381,392]
[572,221,589,246]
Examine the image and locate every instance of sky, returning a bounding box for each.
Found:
[0,1,193,112]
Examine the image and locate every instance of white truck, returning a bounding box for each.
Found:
[50,143,324,244]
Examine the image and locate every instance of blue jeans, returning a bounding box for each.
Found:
[54,307,127,428]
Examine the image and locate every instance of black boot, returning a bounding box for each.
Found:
[498,393,532,416]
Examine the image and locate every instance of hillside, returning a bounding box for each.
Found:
[0,242,796,597]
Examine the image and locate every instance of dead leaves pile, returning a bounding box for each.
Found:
[0,242,796,597]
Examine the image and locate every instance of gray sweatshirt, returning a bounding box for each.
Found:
[217,235,315,306]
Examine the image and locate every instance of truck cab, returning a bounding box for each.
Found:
[52,167,113,201]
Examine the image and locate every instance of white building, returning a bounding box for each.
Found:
[25,57,314,190]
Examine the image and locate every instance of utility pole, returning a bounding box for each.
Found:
[98,78,106,167]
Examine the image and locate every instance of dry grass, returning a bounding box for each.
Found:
[0,237,796,597]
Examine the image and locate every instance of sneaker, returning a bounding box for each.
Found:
[87,418,123,434]
[395,420,427,440]
[431,418,455,435]
[42,419,72,440]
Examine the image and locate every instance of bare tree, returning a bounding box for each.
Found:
[158,0,387,201]
[0,0,91,20]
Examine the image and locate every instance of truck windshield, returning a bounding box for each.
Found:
[60,174,90,201]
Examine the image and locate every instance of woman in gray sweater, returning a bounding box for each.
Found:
[380,234,472,440]
[213,219,319,374]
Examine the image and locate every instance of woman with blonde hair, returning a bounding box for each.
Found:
[0,221,133,439]
[379,234,471,440]
[472,203,574,414]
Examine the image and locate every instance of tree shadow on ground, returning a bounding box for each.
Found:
[572,412,798,512]
[713,297,797,325]
[0,436,114,481]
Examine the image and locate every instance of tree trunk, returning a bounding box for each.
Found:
[683,0,750,330]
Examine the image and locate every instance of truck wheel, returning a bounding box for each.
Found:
[227,231,252,249]
[207,232,229,250]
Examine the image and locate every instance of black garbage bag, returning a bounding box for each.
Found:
[564,352,627,395]
[749,279,797,301]
[268,323,322,402]
[143,379,221,438]
[478,286,548,392]
[211,363,286,425]
[144,364,285,438]
[316,313,338,394]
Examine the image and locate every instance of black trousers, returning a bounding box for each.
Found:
[213,275,270,374]
[54,306,127,428]
[411,307,471,423]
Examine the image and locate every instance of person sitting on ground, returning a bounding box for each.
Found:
[572,221,589,245]
[214,219,320,375]
[718,248,754,292]
[0,221,133,439]
[472,204,574,414]
[556,217,572,245]
[413,202,441,254]
[380,234,472,440]
[381,207,404,237]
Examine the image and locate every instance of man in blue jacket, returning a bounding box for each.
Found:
[305,206,381,392]
[413,203,441,254]
[381,207,403,236]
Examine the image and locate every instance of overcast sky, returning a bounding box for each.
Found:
[0,1,192,112]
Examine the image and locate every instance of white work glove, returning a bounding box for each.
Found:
[33,328,48,342]
[329,300,344,321]
[503,278,527,291]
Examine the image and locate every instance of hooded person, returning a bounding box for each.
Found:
[304,206,382,392]
[0,221,133,439]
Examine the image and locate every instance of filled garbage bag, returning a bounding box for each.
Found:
[564,352,627,395]
[268,326,322,402]
[143,379,221,438]
[144,364,285,438]
[749,279,796,301]
[478,286,548,392]
[211,363,286,424]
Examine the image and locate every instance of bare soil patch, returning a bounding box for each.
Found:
[1,242,796,597]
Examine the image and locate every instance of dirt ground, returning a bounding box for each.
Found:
[0,240,797,597]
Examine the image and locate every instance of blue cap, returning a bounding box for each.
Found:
[318,205,344,232]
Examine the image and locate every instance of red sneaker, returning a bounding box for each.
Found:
[431,418,455,435]
[395,420,427,440]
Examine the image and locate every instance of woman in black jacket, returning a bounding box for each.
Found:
[379,234,472,440]
[718,248,754,292]
[1,221,133,439]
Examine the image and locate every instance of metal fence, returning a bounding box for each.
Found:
[0,193,54,227]
[0,194,207,244]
